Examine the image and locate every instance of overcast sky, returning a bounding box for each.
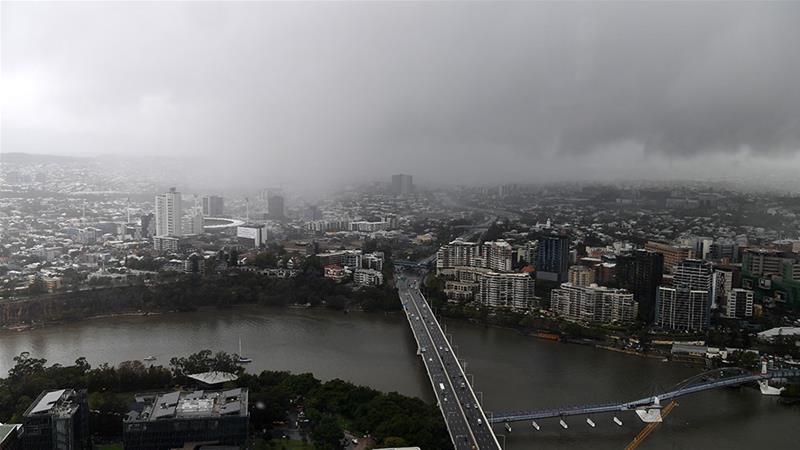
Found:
[3,2,800,187]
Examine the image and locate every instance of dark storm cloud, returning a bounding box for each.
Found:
[2,2,799,185]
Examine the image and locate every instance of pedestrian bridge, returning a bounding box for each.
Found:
[489,367,800,425]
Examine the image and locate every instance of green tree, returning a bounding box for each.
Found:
[312,415,343,450]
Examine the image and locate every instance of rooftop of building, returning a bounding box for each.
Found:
[757,327,800,338]
[126,388,248,422]
[0,424,21,443]
[23,389,81,419]
[186,371,239,386]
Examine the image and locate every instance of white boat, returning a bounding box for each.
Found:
[237,337,252,364]
[759,379,784,396]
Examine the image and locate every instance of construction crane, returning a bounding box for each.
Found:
[624,400,678,450]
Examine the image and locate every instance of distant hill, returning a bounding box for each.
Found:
[0,152,87,164]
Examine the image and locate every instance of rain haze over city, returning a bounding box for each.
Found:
[2,2,800,450]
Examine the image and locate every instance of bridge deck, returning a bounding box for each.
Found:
[399,273,501,450]
[490,368,800,423]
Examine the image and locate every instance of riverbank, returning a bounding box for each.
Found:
[595,344,669,360]
[0,270,401,329]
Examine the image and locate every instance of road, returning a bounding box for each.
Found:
[398,271,501,450]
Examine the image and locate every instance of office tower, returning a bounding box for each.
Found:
[644,241,694,274]
[710,240,739,262]
[391,174,413,195]
[725,288,754,319]
[550,283,638,324]
[655,259,713,331]
[22,389,89,450]
[568,265,595,287]
[267,194,285,219]
[201,195,224,216]
[154,188,182,237]
[536,234,570,282]
[123,389,249,450]
[615,250,664,323]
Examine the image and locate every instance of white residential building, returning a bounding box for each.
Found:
[655,259,713,331]
[353,268,384,286]
[155,188,182,237]
[550,283,638,324]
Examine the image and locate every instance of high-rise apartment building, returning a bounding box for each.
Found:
[475,271,535,311]
[184,208,204,235]
[391,174,413,195]
[154,188,182,237]
[655,259,713,331]
[550,283,638,324]
[437,240,513,273]
[568,265,595,287]
[482,240,513,272]
[536,234,570,282]
[201,195,224,216]
[521,241,538,266]
[725,288,754,319]
[615,250,664,323]
[436,240,481,273]
[439,266,534,311]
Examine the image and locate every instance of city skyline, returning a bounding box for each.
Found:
[3,2,800,449]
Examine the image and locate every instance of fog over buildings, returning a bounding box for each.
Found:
[2,2,800,189]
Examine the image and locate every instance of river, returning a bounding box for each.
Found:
[0,305,796,449]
